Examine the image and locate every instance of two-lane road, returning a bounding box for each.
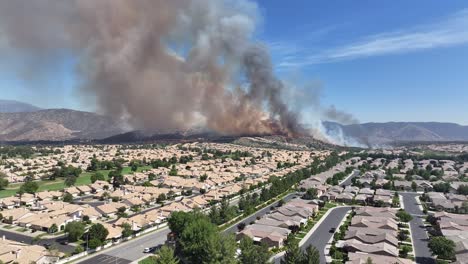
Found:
[78,227,170,264]
[273,206,351,264]
[401,192,434,264]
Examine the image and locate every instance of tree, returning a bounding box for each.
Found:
[302,188,318,200]
[117,206,128,218]
[155,245,179,264]
[63,193,73,203]
[49,224,58,234]
[131,163,138,172]
[168,211,237,264]
[88,238,102,249]
[157,193,166,203]
[281,240,303,264]
[396,209,413,222]
[0,173,9,190]
[82,215,91,224]
[411,181,417,192]
[19,181,39,194]
[168,211,193,237]
[400,245,412,257]
[428,236,456,260]
[199,174,208,182]
[88,223,109,243]
[169,165,178,176]
[365,257,374,264]
[398,230,409,241]
[121,223,133,238]
[148,173,156,181]
[433,182,450,193]
[457,185,468,195]
[179,215,236,263]
[111,173,124,188]
[65,175,77,187]
[65,221,85,242]
[90,172,105,183]
[74,245,84,254]
[239,237,271,264]
[303,245,320,264]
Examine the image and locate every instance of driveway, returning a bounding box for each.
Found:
[273,206,351,264]
[401,192,434,264]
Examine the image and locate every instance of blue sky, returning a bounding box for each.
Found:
[1,1,468,124]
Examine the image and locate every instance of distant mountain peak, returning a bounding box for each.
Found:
[0,99,42,113]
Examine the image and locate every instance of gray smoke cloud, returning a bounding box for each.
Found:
[0,0,357,143]
[324,105,359,125]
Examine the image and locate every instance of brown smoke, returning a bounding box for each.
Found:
[0,0,303,136]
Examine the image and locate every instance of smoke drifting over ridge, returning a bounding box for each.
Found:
[0,0,358,143]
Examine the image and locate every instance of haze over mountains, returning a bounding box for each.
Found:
[324,121,468,146]
[0,100,467,145]
[0,99,42,113]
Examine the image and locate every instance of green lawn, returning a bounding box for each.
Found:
[0,166,149,198]
[138,256,157,264]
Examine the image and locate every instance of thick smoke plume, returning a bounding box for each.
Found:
[0,0,303,136]
[0,0,362,146]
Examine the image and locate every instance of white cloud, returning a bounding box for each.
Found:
[275,9,468,68]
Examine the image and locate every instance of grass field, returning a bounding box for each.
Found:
[138,256,157,264]
[0,165,152,198]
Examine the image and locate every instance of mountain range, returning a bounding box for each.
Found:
[0,107,126,142]
[0,99,42,113]
[323,121,468,146]
[0,99,467,145]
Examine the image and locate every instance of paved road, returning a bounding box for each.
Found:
[77,192,298,263]
[77,227,170,263]
[339,170,360,187]
[224,192,298,234]
[401,192,434,264]
[273,206,351,264]
[0,229,74,253]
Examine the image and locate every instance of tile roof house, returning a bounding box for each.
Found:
[237,224,291,248]
[0,237,60,264]
[345,228,399,247]
[346,252,413,264]
[338,240,399,257]
[351,216,398,231]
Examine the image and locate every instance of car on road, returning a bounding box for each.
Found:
[329,227,336,233]
[143,245,162,253]
[43,243,52,249]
